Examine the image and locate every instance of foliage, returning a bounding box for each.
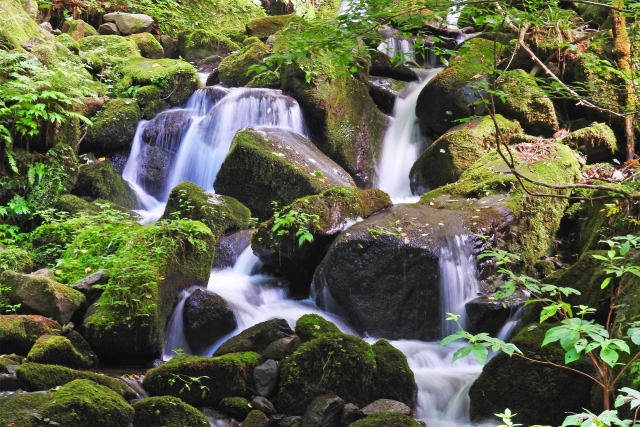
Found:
[270,201,320,247]
[0,284,21,314]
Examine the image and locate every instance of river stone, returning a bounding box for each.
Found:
[103,12,154,35]
[70,269,109,303]
[213,230,252,269]
[98,22,119,35]
[465,296,518,336]
[362,399,411,416]
[302,394,345,427]
[253,359,279,396]
[312,202,506,340]
[369,49,419,81]
[25,334,97,368]
[0,271,85,324]
[0,315,62,355]
[262,335,301,360]
[368,76,409,115]
[214,127,356,220]
[561,122,619,163]
[251,396,277,415]
[341,403,365,425]
[72,159,137,209]
[84,98,142,153]
[214,318,293,356]
[183,289,237,354]
[243,410,269,427]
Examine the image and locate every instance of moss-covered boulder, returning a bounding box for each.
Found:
[162,182,251,236]
[53,219,215,363]
[0,270,85,324]
[84,98,142,153]
[416,38,503,138]
[25,334,97,368]
[409,114,523,192]
[246,14,300,39]
[128,32,164,59]
[142,352,262,405]
[295,314,342,342]
[421,142,581,270]
[0,315,61,355]
[132,396,209,427]
[214,127,356,220]
[0,246,33,273]
[251,186,391,295]
[218,40,270,87]
[72,160,137,208]
[495,69,559,136]
[77,35,141,69]
[214,318,293,356]
[218,396,253,419]
[136,84,170,119]
[243,409,270,426]
[246,70,281,88]
[114,57,199,107]
[0,0,49,50]
[62,19,98,40]
[176,29,239,63]
[371,339,416,406]
[15,362,135,397]
[40,379,134,426]
[348,412,421,426]
[469,323,592,425]
[562,123,619,163]
[0,391,49,427]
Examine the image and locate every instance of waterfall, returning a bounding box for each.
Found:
[375,68,441,202]
[122,87,307,223]
[162,288,193,360]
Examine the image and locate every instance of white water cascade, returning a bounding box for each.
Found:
[122,87,308,223]
[375,68,441,202]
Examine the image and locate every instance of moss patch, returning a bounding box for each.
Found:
[177,29,239,63]
[246,14,301,39]
[78,35,141,69]
[295,314,342,341]
[0,314,61,355]
[0,246,34,273]
[72,159,137,208]
[132,396,209,427]
[562,122,619,163]
[26,334,97,368]
[218,40,270,87]
[0,0,48,50]
[128,32,164,59]
[84,98,142,153]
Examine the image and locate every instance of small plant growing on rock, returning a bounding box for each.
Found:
[270,201,320,247]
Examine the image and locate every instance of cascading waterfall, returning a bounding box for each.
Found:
[375,68,441,202]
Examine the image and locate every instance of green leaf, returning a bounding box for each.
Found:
[452,345,472,362]
[470,343,489,364]
[440,331,465,346]
[600,346,619,367]
[564,347,580,364]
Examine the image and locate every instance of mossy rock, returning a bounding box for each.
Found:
[162,181,251,237]
[1,270,85,324]
[0,0,48,50]
[72,159,137,208]
[0,246,34,273]
[132,396,209,427]
[276,333,377,414]
[52,219,215,363]
[242,409,269,426]
[246,14,300,39]
[176,29,239,63]
[409,114,523,192]
[218,396,253,419]
[246,70,281,88]
[114,57,199,106]
[136,84,169,119]
[84,98,142,153]
[214,127,356,220]
[416,37,503,138]
[0,315,61,355]
[128,32,164,59]
[469,323,592,425]
[53,194,105,216]
[251,186,391,295]
[62,19,98,40]
[421,142,581,270]
[348,411,421,426]
[30,39,75,66]
[55,32,80,52]
[218,40,270,87]
[214,318,293,356]
[295,314,342,341]
[562,122,619,163]
[38,379,134,427]
[142,352,262,406]
[77,35,141,69]
[371,340,416,406]
[0,391,49,427]
[25,334,97,368]
[495,69,559,136]
[15,362,135,397]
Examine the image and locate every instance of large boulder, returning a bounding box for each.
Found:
[72,159,137,208]
[416,37,502,138]
[128,32,164,59]
[0,315,61,355]
[213,318,293,356]
[561,122,619,163]
[115,57,200,107]
[349,412,421,426]
[176,29,239,63]
[214,127,356,220]
[142,352,262,405]
[371,340,417,406]
[84,98,142,153]
[0,0,49,50]
[62,19,98,40]
[246,15,300,39]
[25,334,97,368]
[77,35,141,69]
[162,181,251,236]
[409,114,523,192]
[469,323,592,425]
[251,186,391,295]
[218,40,270,87]
[183,288,237,354]
[0,270,85,324]
[132,396,209,427]
[103,12,154,35]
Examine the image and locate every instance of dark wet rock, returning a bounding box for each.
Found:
[302,394,345,427]
[133,396,209,427]
[70,269,109,302]
[341,403,365,425]
[213,230,253,269]
[251,396,277,415]
[72,160,137,208]
[0,373,19,391]
[183,288,237,354]
[218,396,252,420]
[214,319,293,357]
[369,50,419,81]
[465,297,519,336]
[262,335,301,360]
[368,76,409,115]
[253,359,279,396]
[242,410,269,427]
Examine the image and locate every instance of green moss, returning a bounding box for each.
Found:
[40,379,134,427]
[128,32,164,59]
[162,181,251,237]
[55,33,80,53]
[0,246,34,273]
[218,40,270,87]
[349,412,421,426]
[371,340,416,406]
[242,410,269,426]
[54,194,102,215]
[72,160,137,208]
[84,98,142,153]
[62,19,98,39]
[410,114,523,191]
[246,14,300,39]
[15,362,134,397]
[277,334,377,414]
[295,314,342,341]
[136,84,169,119]
[142,352,262,406]
[132,396,209,427]
[0,315,61,355]
[218,396,252,419]
[0,391,49,427]
[114,57,199,106]
[26,335,96,368]
[246,70,281,88]
[562,123,619,163]
[78,35,141,69]
[0,0,47,50]
[177,29,240,62]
